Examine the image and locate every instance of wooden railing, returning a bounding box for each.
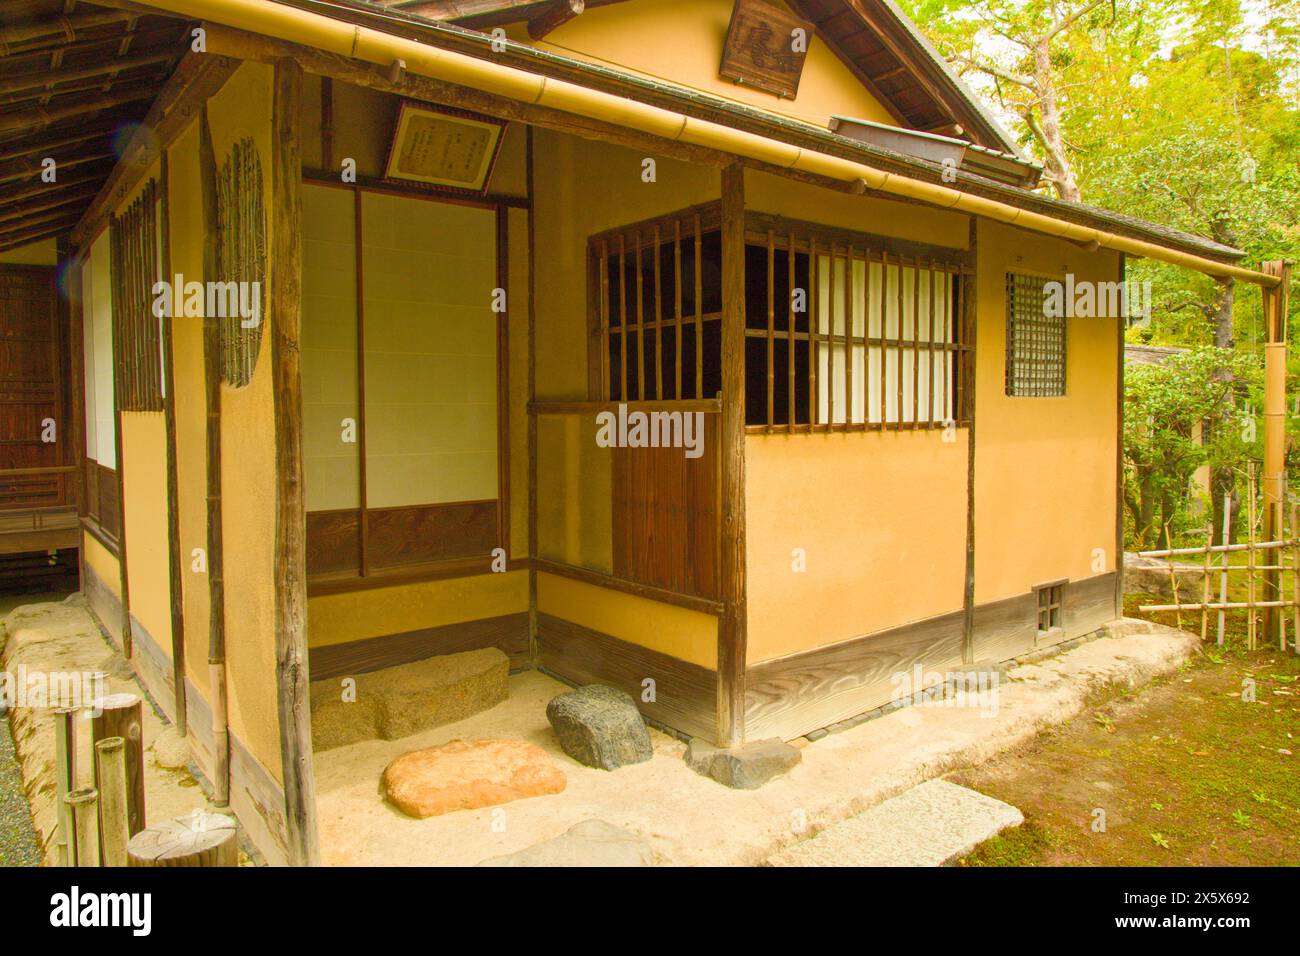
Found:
[0,464,76,512]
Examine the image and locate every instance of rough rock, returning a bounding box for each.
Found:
[382,738,566,818]
[310,648,508,750]
[151,726,191,770]
[685,737,801,789]
[545,684,652,770]
[1123,553,1204,602]
[476,819,654,867]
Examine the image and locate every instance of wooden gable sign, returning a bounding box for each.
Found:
[719,0,814,99]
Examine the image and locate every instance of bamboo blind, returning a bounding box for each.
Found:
[1005,272,1066,397]
[745,224,972,431]
[109,179,164,413]
[215,136,267,389]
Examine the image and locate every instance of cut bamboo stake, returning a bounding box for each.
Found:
[91,694,144,834]
[1167,520,1182,630]
[66,788,99,867]
[95,737,130,867]
[1279,500,1288,651]
[52,708,76,867]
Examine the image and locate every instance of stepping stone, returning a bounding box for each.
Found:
[546,685,652,770]
[766,780,1023,867]
[382,738,566,819]
[310,648,508,750]
[476,819,654,867]
[685,737,800,789]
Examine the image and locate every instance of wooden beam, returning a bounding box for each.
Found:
[717,163,747,747]
[527,0,583,39]
[0,130,113,163]
[0,221,80,252]
[70,52,241,249]
[270,58,322,868]
[0,9,135,53]
[0,51,177,97]
[0,153,114,189]
[1114,253,1125,620]
[0,187,99,225]
[0,87,157,134]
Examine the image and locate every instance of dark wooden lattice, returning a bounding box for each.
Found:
[109,179,163,412]
[1005,272,1066,397]
[216,137,266,388]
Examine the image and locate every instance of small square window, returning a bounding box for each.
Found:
[1005,273,1066,397]
[1036,583,1063,635]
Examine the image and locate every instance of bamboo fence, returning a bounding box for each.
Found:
[1137,465,1300,653]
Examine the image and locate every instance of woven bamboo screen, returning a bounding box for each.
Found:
[216,137,267,388]
[109,179,164,413]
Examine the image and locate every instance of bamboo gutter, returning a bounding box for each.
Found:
[124,0,1279,287]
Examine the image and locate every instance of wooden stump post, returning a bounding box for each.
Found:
[127,811,238,867]
[95,737,130,866]
[52,707,77,866]
[65,788,99,867]
[92,693,144,834]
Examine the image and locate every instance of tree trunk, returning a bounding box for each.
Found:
[1032,39,1081,202]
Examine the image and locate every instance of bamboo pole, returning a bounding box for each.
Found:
[1217,493,1231,645]
[66,789,100,867]
[95,737,130,866]
[1292,502,1299,656]
[1140,599,1298,612]
[1201,520,1212,641]
[1167,524,1182,630]
[52,708,76,867]
[1248,464,1258,650]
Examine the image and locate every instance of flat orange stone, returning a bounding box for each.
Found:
[382,739,567,819]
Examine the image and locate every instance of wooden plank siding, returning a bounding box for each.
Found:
[309,612,530,680]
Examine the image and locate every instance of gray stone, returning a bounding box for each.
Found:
[685,737,801,789]
[805,728,828,742]
[766,780,1023,867]
[476,819,654,867]
[310,648,508,751]
[546,685,651,770]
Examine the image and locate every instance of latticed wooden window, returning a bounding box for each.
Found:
[1036,582,1063,634]
[109,179,164,412]
[216,137,266,388]
[744,215,972,431]
[1005,272,1066,397]
[589,204,724,403]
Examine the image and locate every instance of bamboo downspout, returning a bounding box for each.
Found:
[135,0,1279,287]
[1262,261,1292,644]
[199,104,230,807]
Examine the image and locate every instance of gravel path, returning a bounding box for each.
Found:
[0,707,40,866]
[0,592,67,868]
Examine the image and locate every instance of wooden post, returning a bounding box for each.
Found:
[159,151,188,735]
[66,788,100,867]
[108,216,132,658]
[128,811,238,867]
[1115,254,1126,620]
[1261,261,1290,643]
[716,163,747,747]
[95,737,130,866]
[962,218,979,663]
[270,58,321,867]
[198,103,230,807]
[91,693,144,836]
[52,708,77,866]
